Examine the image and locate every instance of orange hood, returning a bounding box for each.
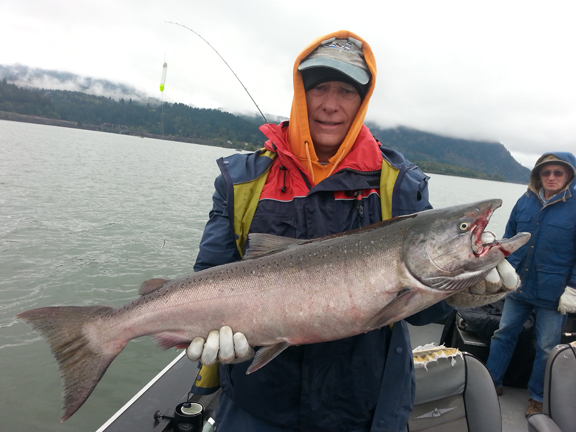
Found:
[288,30,377,184]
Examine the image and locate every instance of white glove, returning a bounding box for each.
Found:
[186,326,254,365]
[482,259,520,291]
[446,231,520,308]
[469,231,519,290]
[558,286,576,315]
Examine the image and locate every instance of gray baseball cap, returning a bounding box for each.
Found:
[298,37,371,85]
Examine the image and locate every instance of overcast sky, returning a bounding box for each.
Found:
[2,0,575,168]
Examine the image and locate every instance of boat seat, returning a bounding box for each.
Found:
[408,345,501,432]
[527,342,576,432]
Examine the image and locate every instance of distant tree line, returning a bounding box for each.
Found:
[0,79,263,150]
[0,79,60,118]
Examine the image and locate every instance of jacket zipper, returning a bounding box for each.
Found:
[354,190,364,228]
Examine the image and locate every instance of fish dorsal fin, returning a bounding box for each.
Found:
[139,278,170,296]
[243,214,416,260]
[243,234,305,260]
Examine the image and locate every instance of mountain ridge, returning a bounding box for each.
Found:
[367,124,530,183]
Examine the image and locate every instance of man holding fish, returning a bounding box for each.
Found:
[188,31,521,432]
[18,30,530,427]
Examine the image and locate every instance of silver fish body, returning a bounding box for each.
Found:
[17,199,530,421]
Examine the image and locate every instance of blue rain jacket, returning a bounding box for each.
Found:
[505,151,576,310]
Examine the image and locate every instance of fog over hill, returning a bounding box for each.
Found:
[0,64,153,102]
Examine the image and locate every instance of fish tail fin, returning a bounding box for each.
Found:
[17,305,122,421]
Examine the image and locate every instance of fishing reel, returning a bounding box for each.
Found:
[154,401,215,432]
[173,402,205,432]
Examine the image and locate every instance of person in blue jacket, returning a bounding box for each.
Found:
[486,151,576,417]
[187,31,517,432]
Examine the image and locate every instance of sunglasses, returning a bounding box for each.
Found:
[540,169,566,178]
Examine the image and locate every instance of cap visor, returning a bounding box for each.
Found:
[298,58,370,85]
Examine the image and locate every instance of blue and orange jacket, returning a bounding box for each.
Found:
[192,30,452,432]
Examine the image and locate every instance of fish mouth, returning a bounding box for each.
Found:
[470,202,499,257]
[472,225,490,256]
[469,201,530,259]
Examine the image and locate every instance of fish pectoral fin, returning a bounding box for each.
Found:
[420,273,486,292]
[139,278,170,295]
[246,342,290,374]
[362,289,417,331]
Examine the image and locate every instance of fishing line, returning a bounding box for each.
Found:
[166,21,268,124]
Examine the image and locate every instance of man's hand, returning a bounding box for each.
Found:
[186,326,254,365]
[445,231,520,308]
[558,286,576,315]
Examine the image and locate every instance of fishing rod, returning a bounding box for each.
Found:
[166,21,269,124]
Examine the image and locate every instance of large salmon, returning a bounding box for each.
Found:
[17,199,529,421]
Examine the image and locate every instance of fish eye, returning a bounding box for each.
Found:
[459,222,470,231]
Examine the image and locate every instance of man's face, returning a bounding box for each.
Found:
[306,81,362,163]
[539,163,571,197]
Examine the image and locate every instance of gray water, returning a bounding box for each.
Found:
[0,120,527,432]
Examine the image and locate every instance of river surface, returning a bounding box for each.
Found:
[0,119,528,431]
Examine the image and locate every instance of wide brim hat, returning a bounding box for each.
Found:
[532,153,575,175]
[528,153,576,193]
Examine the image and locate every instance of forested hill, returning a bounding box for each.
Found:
[368,125,530,183]
[0,78,530,183]
[0,79,263,150]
